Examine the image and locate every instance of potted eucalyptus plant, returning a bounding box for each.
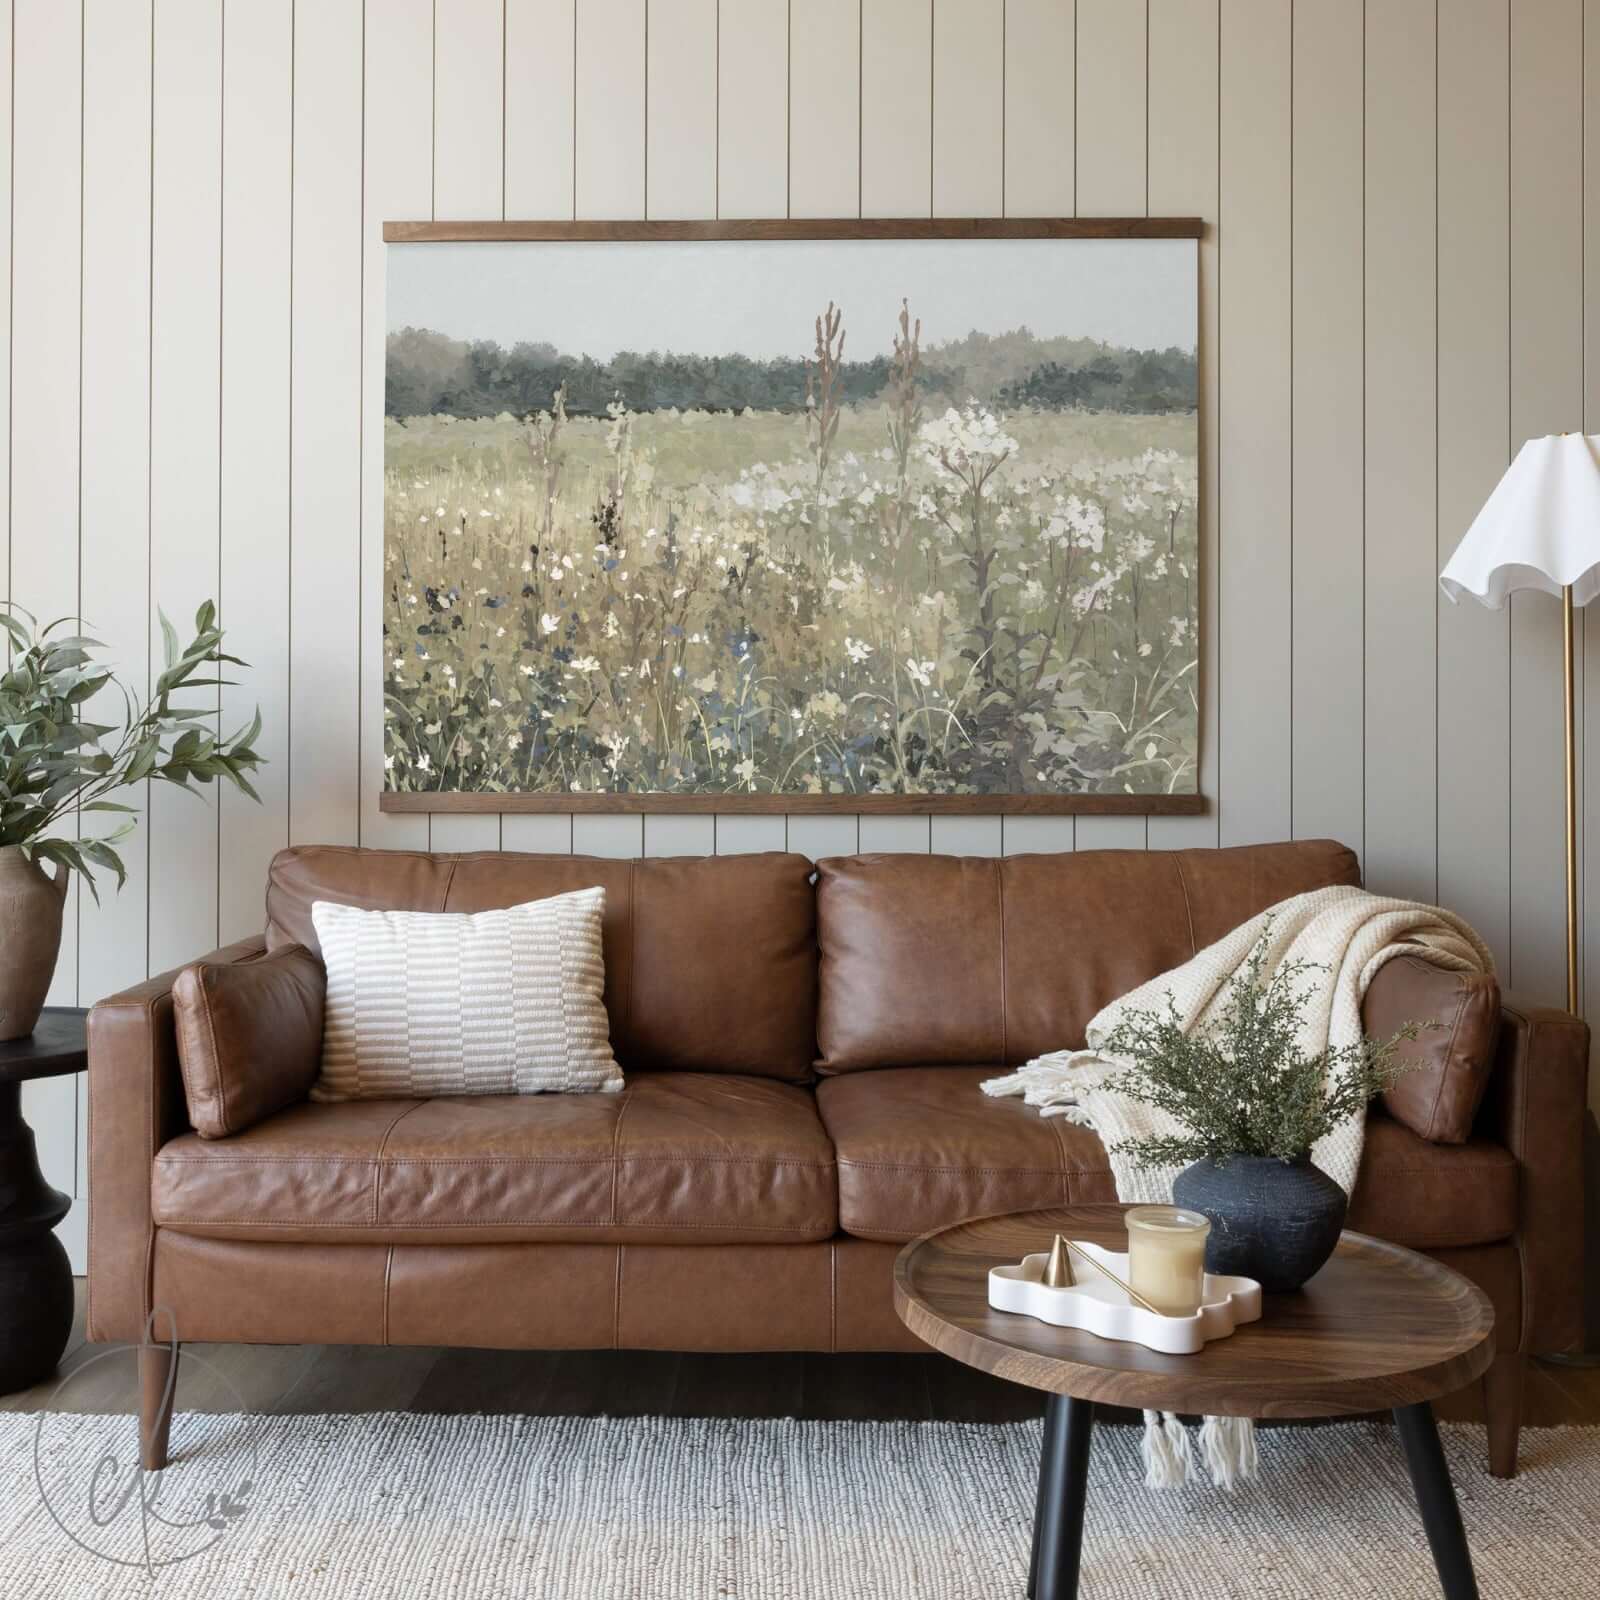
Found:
[0,602,263,1039]
[1099,940,1427,1292]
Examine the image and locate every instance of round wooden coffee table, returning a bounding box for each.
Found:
[894,1204,1495,1600]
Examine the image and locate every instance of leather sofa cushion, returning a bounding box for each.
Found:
[818,1068,1518,1250]
[1364,955,1501,1144]
[814,839,1361,1071]
[1347,1114,1518,1249]
[265,847,817,1081]
[151,1072,836,1245]
[173,943,324,1138]
[816,1067,1117,1241]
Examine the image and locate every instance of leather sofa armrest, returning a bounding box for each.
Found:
[87,935,268,1341]
[1478,993,1589,1354]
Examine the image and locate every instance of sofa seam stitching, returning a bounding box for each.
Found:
[382,1245,394,1344]
[155,1154,838,1168]
[1174,854,1198,956]
[198,970,231,1136]
[371,1102,429,1223]
[613,1246,624,1348]
[151,1217,834,1234]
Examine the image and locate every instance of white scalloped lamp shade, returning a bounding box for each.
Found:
[1440,432,1600,609]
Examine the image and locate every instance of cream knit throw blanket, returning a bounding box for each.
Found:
[981,883,1495,1490]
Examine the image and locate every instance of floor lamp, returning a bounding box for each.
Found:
[1440,431,1599,1364]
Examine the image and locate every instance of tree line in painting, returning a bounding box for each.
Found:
[386,325,1198,422]
[383,299,1199,799]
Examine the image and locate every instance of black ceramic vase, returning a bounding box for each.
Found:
[1171,1153,1347,1292]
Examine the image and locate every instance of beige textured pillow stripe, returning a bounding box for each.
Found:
[310,887,622,1102]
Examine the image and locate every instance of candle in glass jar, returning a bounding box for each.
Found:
[1125,1206,1211,1317]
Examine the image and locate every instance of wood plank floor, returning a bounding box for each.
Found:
[5,1282,1599,1428]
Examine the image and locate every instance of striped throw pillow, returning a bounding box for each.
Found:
[310,887,622,1101]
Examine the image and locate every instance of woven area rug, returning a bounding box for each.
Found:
[3,1412,1597,1598]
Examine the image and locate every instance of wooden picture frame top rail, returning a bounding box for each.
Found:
[384,218,1205,244]
[380,792,1206,816]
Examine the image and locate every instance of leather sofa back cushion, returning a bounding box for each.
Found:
[814,839,1362,1071]
[266,847,817,1081]
[1364,954,1501,1144]
[173,943,324,1138]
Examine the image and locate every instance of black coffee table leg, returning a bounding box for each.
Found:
[1028,1395,1094,1600]
[0,1079,74,1394]
[1394,1402,1479,1600]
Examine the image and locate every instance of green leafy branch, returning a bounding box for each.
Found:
[0,600,264,899]
[1098,932,1434,1167]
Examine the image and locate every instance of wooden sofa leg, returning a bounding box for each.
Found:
[1483,1349,1523,1479]
[139,1339,179,1471]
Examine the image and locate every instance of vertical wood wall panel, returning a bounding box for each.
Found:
[1146,0,1218,850]
[861,0,932,217]
[717,0,788,218]
[1003,0,1073,218]
[715,817,788,854]
[504,0,577,220]
[1075,0,1145,218]
[148,0,222,975]
[647,0,718,219]
[932,0,1002,216]
[500,0,577,857]
[434,0,505,219]
[1073,0,1147,853]
[789,0,860,218]
[575,0,646,219]
[12,0,80,1191]
[1437,0,1512,969]
[1364,2,1438,902]
[1509,0,1584,1004]
[219,0,292,941]
[429,0,507,856]
[362,0,434,854]
[79,0,152,1192]
[80,0,151,995]
[787,815,858,859]
[290,0,363,851]
[641,0,716,857]
[1216,0,1292,847]
[1289,0,1363,861]
[860,0,932,854]
[931,4,1000,859]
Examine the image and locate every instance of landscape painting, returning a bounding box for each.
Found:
[382,225,1200,810]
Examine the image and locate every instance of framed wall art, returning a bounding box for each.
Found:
[379,219,1203,815]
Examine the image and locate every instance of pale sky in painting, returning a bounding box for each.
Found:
[387,237,1197,359]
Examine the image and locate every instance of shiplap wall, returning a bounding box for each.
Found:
[12,0,1600,1269]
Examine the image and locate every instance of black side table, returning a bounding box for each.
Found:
[0,1007,85,1392]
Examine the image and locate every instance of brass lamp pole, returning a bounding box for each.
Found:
[1564,582,1579,1018]
[1441,432,1599,1364]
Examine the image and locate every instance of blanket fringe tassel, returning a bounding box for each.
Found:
[1141,1411,1256,1490]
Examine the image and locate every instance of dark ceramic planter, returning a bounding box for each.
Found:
[1171,1153,1347,1292]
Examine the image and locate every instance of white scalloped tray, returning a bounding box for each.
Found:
[988,1242,1262,1356]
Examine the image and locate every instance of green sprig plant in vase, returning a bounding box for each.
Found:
[1098,938,1429,1292]
[0,602,263,1039]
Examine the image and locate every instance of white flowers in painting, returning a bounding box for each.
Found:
[918,406,1019,475]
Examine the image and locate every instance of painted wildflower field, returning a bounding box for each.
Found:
[383,238,1199,800]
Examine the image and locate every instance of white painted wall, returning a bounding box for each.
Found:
[9,1,1600,1269]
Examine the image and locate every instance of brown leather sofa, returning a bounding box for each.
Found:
[87,839,1586,1477]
